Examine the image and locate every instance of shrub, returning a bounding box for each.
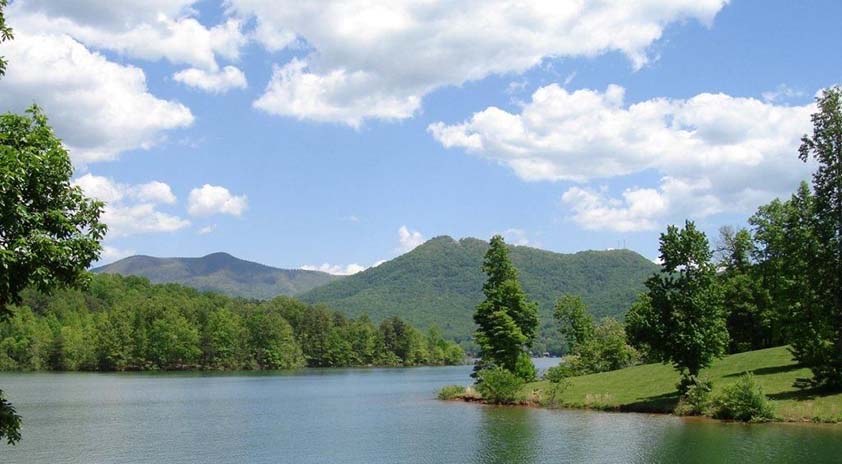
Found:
[437,385,466,400]
[541,365,570,407]
[712,373,775,422]
[674,376,712,416]
[476,367,525,404]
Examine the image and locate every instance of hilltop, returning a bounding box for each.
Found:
[92,252,341,299]
[300,236,658,351]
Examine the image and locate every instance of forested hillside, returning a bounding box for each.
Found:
[0,274,463,371]
[93,252,341,299]
[300,236,658,353]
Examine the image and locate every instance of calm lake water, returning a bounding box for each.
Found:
[2,359,842,463]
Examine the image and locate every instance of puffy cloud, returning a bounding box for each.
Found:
[397,225,425,253]
[502,228,531,246]
[431,84,815,231]
[72,174,190,237]
[0,33,194,163]
[99,245,136,263]
[229,0,727,125]
[187,184,248,217]
[173,66,248,94]
[7,1,245,70]
[301,263,367,276]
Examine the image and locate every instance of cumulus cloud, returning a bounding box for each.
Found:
[187,184,248,217]
[397,225,425,253]
[174,66,247,94]
[430,84,815,231]
[7,1,246,70]
[229,0,727,125]
[0,33,194,163]
[301,263,367,276]
[72,174,190,237]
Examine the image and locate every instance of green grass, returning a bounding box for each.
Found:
[525,346,842,423]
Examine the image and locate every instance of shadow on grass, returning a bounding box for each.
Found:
[621,391,680,413]
[722,363,801,378]
[768,382,841,401]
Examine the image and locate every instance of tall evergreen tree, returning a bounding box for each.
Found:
[793,87,842,387]
[626,221,727,392]
[473,235,538,380]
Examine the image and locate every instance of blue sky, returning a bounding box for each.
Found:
[1,0,840,273]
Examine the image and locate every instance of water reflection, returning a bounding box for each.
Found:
[475,406,539,464]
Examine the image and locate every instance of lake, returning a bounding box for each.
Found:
[2,360,842,463]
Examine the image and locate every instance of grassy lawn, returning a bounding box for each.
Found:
[525,346,842,423]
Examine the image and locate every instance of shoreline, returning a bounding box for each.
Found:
[440,395,842,426]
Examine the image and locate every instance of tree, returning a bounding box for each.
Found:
[203,308,247,369]
[715,227,773,352]
[626,221,727,392]
[792,87,842,387]
[553,294,594,354]
[0,102,105,443]
[148,308,201,369]
[246,310,305,370]
[473,235,539,380]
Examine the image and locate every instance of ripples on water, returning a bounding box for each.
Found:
[1,364,841,463]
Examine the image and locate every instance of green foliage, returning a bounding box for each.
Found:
[0,274,465,372]
[299,236,658,353]
[0,106,106,317]
[553,294,594,353]
[716,227,775,353]
[0,0,12,77]
[0,390,20,445]
[476,367,525,404]
[437,384,466,400]
[791,87,842,388]
[474,235,538,379]
[712,373,775,422]
[674,376,713,416]
[541,365,571,407]
[94,252,341,300]
[555,295,638,374]
[626,221,728,391]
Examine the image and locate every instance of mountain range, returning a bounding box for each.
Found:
[92,252,341,299]
[95,237,658,351]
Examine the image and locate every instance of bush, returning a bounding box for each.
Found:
[541,365,570,407]
[437,385,466,400]
[476,367,525,404]
[712,373,775,422]
[674,376,712,416]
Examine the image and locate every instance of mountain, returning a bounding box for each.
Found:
[92,252,342,299]
[299,236,659,351]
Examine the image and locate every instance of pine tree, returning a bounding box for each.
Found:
[473,235,539,380]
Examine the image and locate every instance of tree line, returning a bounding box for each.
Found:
[0,273,465,372]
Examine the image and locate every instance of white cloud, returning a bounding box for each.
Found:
[230,0,727,125]
[174,66,247,94]
[502,228,530,246]
[8,1,246,71]
[99,245,136,263]
[72,174,190,237]
[0,32,194,163]
[301,263,367,276]
[187,184,248,217]
[397,225,425,253]
[197,225,216,235]
[134,181,176,204]
[430,84,815,231]
[762,84,805,103]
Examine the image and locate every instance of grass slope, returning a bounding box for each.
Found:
[300,236,658,347]
[527,346,842,422]
[93,252,341,299]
